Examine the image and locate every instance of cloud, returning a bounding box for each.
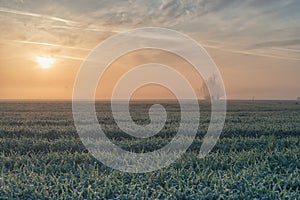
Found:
[0,7,76,25]
[0,0,299,61]
[250,39,300,49]
[7,39,91,51]
[202,41,300,61]
[55,54,86,61]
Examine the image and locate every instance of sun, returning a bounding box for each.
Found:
[36,56,55,69]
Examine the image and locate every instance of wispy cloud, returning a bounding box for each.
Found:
[0,7,77,25]
[1,0,300,61]
[250,39,300,49]
[271,47,300,53]
[55,55,86,61]
[9,39,91,51]
[203,43,300,61]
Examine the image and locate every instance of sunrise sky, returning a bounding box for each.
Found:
[0,0,299,100]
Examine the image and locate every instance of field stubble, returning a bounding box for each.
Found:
[0,100,299,199]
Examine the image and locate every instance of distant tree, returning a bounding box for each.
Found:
[201,75,222,101]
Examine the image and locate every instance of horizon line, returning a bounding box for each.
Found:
[0,98,299,102]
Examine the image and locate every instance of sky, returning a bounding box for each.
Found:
[0,0,299,100]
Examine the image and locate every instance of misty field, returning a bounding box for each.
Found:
[0,101,299,199]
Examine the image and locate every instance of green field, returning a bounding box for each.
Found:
[0,101,299,199]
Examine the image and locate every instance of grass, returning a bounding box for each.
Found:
[0,100,299,199]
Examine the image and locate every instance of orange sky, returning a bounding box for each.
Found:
[0,0,299,100]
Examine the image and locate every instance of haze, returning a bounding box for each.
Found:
[0,0,299,100]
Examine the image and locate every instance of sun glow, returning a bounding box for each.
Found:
[36,56,54,69]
